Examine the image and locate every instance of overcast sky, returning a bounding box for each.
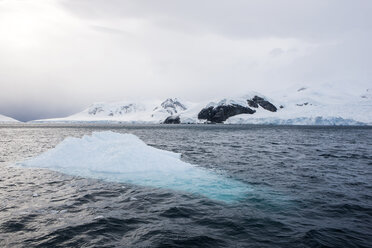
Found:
[0,0,371,121]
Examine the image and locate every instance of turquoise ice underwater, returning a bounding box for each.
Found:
[19,131,254,203]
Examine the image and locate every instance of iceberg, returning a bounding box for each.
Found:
[19,131,249,203]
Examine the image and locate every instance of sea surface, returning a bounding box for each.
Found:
[0,124,371,248]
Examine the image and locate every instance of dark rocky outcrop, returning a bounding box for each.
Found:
[249,96,277,112]
[296,102,310,106]
[198,104,255,123]
[247,99,259,108]
[88,106,104,115]
[163,115,180,124]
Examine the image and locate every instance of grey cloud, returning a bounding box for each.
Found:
[0,0,371,121]
[91,25,132,35]
[0,104,77,122]
[61,0,372,40]
[269,48,285,57]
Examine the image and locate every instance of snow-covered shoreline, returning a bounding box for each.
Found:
[30,86,372,126]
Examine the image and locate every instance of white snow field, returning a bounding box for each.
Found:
[19,131,249,203]
[31,85,372,125]
[0,114,19,123]
[33,98,194,124]
[225,86,372,125]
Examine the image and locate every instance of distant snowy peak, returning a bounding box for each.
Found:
[33,98,190,123]
[85,98,188,119]
[0,114,19,123]
[153,98,187,116]
[30,85,372,125]
[206,93,278,111]
[224,86,372,125]
[87,102,146,117]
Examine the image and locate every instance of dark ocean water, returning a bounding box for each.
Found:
[0,124,371,248]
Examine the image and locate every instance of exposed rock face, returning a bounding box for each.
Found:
[116,104,140,114]
[247,99,259,108]
[249,96,277,112]
[154,98,187,115]
[198,95,278,123]
[87,103,145,116]
[163,115,181,124]
[162,98,186,110]
[198,104,255,123]
[88,106,104,115]
[296,102,311,106]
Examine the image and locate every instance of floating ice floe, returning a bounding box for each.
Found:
[19,131,249,203]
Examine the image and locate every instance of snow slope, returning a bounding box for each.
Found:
[19,131,249,202]
[226,86,372,125]
[31,85,372,125]
[0,114,19,123]
[33,98,191,124]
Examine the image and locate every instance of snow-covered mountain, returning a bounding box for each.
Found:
[33,98,191,124]
[0,114,19,123]
[32,86,372,125]
[224,86,372,125]
[151,98,187,121]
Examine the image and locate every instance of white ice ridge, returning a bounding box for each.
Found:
[0,113,19,123]
[19,131,249,203]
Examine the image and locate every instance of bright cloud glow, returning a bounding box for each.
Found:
[0,0,371,121]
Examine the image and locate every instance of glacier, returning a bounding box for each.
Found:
[30,85,372,125]
[224,86,372,125]
[32,98,196,124]
[18,131,250,203]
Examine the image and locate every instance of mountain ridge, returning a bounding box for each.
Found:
[0,114,20,123]
[30,86,372,125]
